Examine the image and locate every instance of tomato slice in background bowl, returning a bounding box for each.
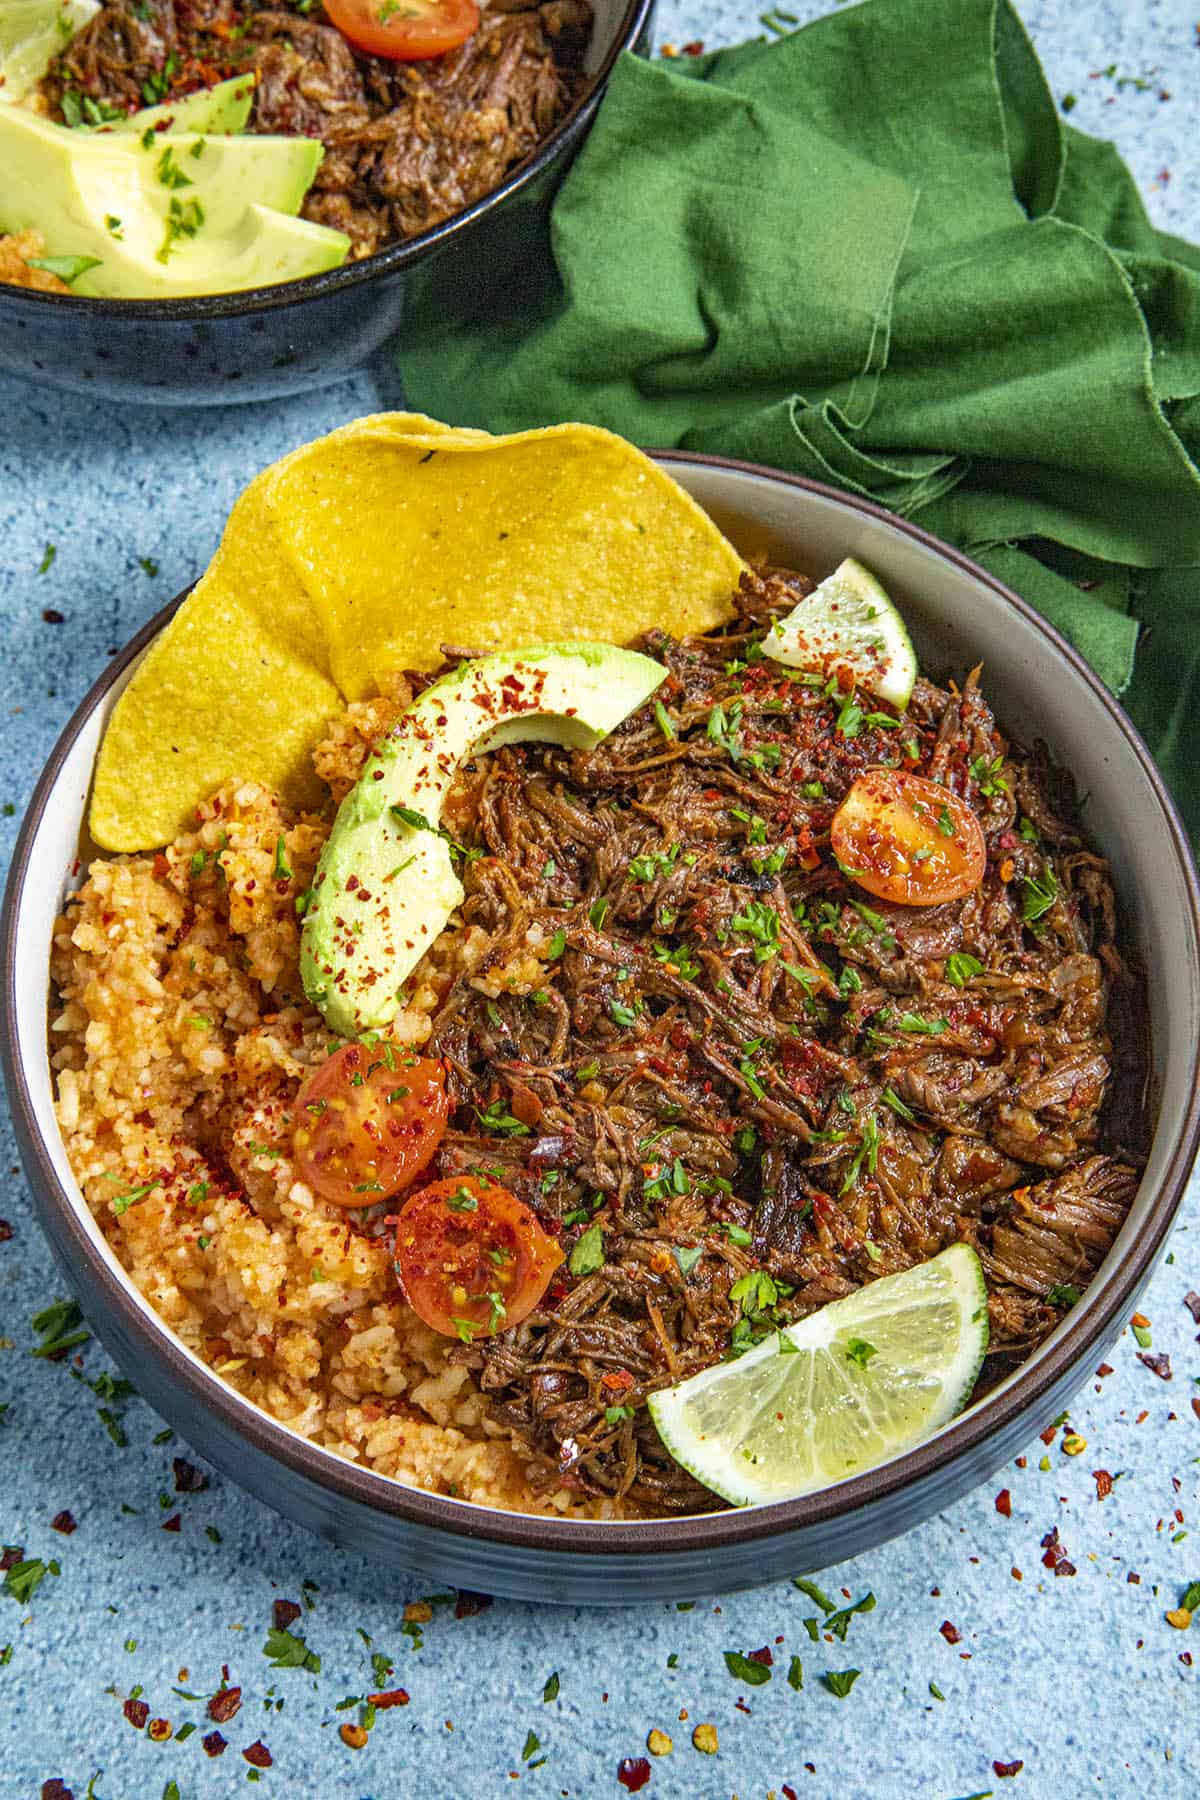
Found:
[293,1045,449,1207]
[831,768,987,906]
[395,1176,565,1341]
[324,0,479,61]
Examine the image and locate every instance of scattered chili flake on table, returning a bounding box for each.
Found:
[368,1688,410,1708]
[1184,1293,1200,1326]
[242,1739,272,1767]
[172,1457,208,1492]
[995,1489,1012,1517]
[272,1599,301,1631]
[161,1513,182,1532]
[40,1782,73,1800]
[49,1511,76,1535]
[207,1685,241,1724]
[123,1698,149,1729]
[939,1621,963,1644]
[994,1759,1025,1778]
[41,609,65,625]
[1040,1527,1076,1576]
[1093,1470,1114,1500]
[455,1589,493,1617]
[1138,1352,1173,1380]
[147,1718,171,1742]
[202,1731,227,1757]
[617,1757,652,1791]
[0,1221,12,1243]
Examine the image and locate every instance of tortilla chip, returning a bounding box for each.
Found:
[90,414,745,851]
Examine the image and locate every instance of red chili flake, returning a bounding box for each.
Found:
[172,1457,208,1492]
[1011,1567,1023,1581]
[455,1589,493,1618]
[42,609,65,625]
[1128,1571,1141,1584]
[1136,1409,1149,1423]
[617,1757,652,1791]
[682,40,704,54]
[1183,1293,1200,1326]
[0,1546,25,1572]
[601,1369,635,1393]
[1014,1455,1027,1469]
[1039,1424,1057,1445]
[368,1688,410,1709]
[783,1788,799,1800]
[1096,1363,1113,1377]
[939,1621,962,1644]
[1191,1398,1200,1424]
[50,1511,77,1535]
[994,1488,1012,1517]
[242,1740,273,1768]
[1138,1352,1172,1380]
[161,1513,182,1532]
[272,1598,302,1631]
[0,1220,12,1243]
[40,1782,74,1800]
[993,1760,1025,1779]
[1093,1469,1114,1500]
[147,1718,171,1742]
[747,1646,774,1667]
[1040,1527,1076,1576]
[202,1730,228,1757]
[207,1686,242,1724]
[123,1698,150,1730]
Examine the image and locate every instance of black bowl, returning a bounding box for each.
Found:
[0,0,653,406]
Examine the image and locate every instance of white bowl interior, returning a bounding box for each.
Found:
[13,462,1198,1513]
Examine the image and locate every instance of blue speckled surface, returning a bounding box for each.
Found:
[2,4,1199,1795]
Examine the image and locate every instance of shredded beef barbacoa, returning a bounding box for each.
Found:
[40,0,591,256]
[410,568,1145,1515]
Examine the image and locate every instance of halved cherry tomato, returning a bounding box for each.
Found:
[323,0,478,62]
[394,1175,564,1340]
[293,1045,448,1208]
[831,768,986,906]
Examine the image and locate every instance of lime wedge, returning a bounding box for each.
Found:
[648,1244,987,1507]
[764,556,917,709]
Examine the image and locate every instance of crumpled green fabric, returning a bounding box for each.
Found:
[401,0,1200,838]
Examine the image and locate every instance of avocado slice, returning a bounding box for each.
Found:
[301,643,667,1038]
[0,0,97,104]
[0,106,349,296]
[102,74,256,137]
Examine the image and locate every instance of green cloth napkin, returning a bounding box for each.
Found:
[401,0,1200,839]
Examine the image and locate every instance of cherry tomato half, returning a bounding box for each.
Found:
[323,0,479,61]
[831,768,987,906]
[293,1045,449,1208]
[394,1176,564,1340]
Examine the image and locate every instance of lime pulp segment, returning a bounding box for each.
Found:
[648,1243,988,1507]
[764,556,918,710]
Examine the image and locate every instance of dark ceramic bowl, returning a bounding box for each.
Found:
[5,454,1199,1602]
[0,0,653,407]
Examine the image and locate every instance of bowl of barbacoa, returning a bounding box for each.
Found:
[5,444,1199,1604]
[0,0,653,402]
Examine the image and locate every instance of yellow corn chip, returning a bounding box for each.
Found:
[90,415,745,851]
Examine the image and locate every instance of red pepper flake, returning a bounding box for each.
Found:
[1128,1571,1141,1584]
[1039,1424,1057,1445]
[42,609,65,625]
[747,1646,773,1667]
[172,1457,208,1492]
[202,1730,228,1757]
[1011,1567,1023,1581]
[50,1510,77,1535]
[368,1688,410,1709]
[682,40,704,54]
[617,1757,652,1791]
[207,1686,242,1724]
[1014,1455,1027,1469]
[1096,1362,1113,1377]
[0,1546,25,1572]
[123,1698,150,1730]
[783,1788,799,1800]
[938,1621,962,1644]
[272,1598,302,1631]
[601,1369,635,1393]
[161,1512,182,1532]
[147,1718,171,1742]
[0,1220,12,1243]
[994,1488,1012,1517]
[1183,1293,1200,1326]
[1191,1398,1200,1424]
[242,1740,273,1768]
[1138,1352,1172,1380]
[993,1760,1025,1779]
[1040,1527,1076,1576]
[40,1783,74,1800]
[1093,1469,1114,1500]
[455,1589,493,1618]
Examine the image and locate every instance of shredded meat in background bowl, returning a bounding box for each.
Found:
[51,569,1146,1518]
[38,0,592,258]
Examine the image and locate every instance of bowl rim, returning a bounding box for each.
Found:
[1,0,653,322]
[4,449,1199,1556]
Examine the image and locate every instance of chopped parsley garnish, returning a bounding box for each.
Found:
[839,1115,879,1195]
[944,952,983,987]
[109,1181,160,1217]
[896,1012,948,1036]
[474,1100,530,1136]
[654,699,676,740]
[730,1269,780,1318]
[652,940,701,980]
[609,997,640,1027]
[31,1298,89,1359]
[273,836,293,881]
[568,1221,605,1276]
[1021,868,1059,922]
[604,1404,634,1424]
[588,897,609,930]
[881,1086,915,1123]
[730,900,780,962]
[445,1188,479,1213]
[262,1626,321,1674]
[969,753,1008,796]
[3,1558,56,1606]
[723,1649,771,1686]
[30,256,102,286]
[844,1337,878,1369]
[674,1244,703,1277]
[937,806,956,837]
[1045,1283,1081,1308]
[791,1575,835,1611]
[545,927,567,959]
[822,1668,861,1698]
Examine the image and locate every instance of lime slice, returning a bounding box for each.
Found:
[648,1244,987,1507]
[764,556,917,709]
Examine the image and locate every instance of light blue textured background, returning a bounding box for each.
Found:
[2,4,1199,1796]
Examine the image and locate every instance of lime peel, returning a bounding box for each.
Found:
[648,1243,988,1507]
[764,556,917,710]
